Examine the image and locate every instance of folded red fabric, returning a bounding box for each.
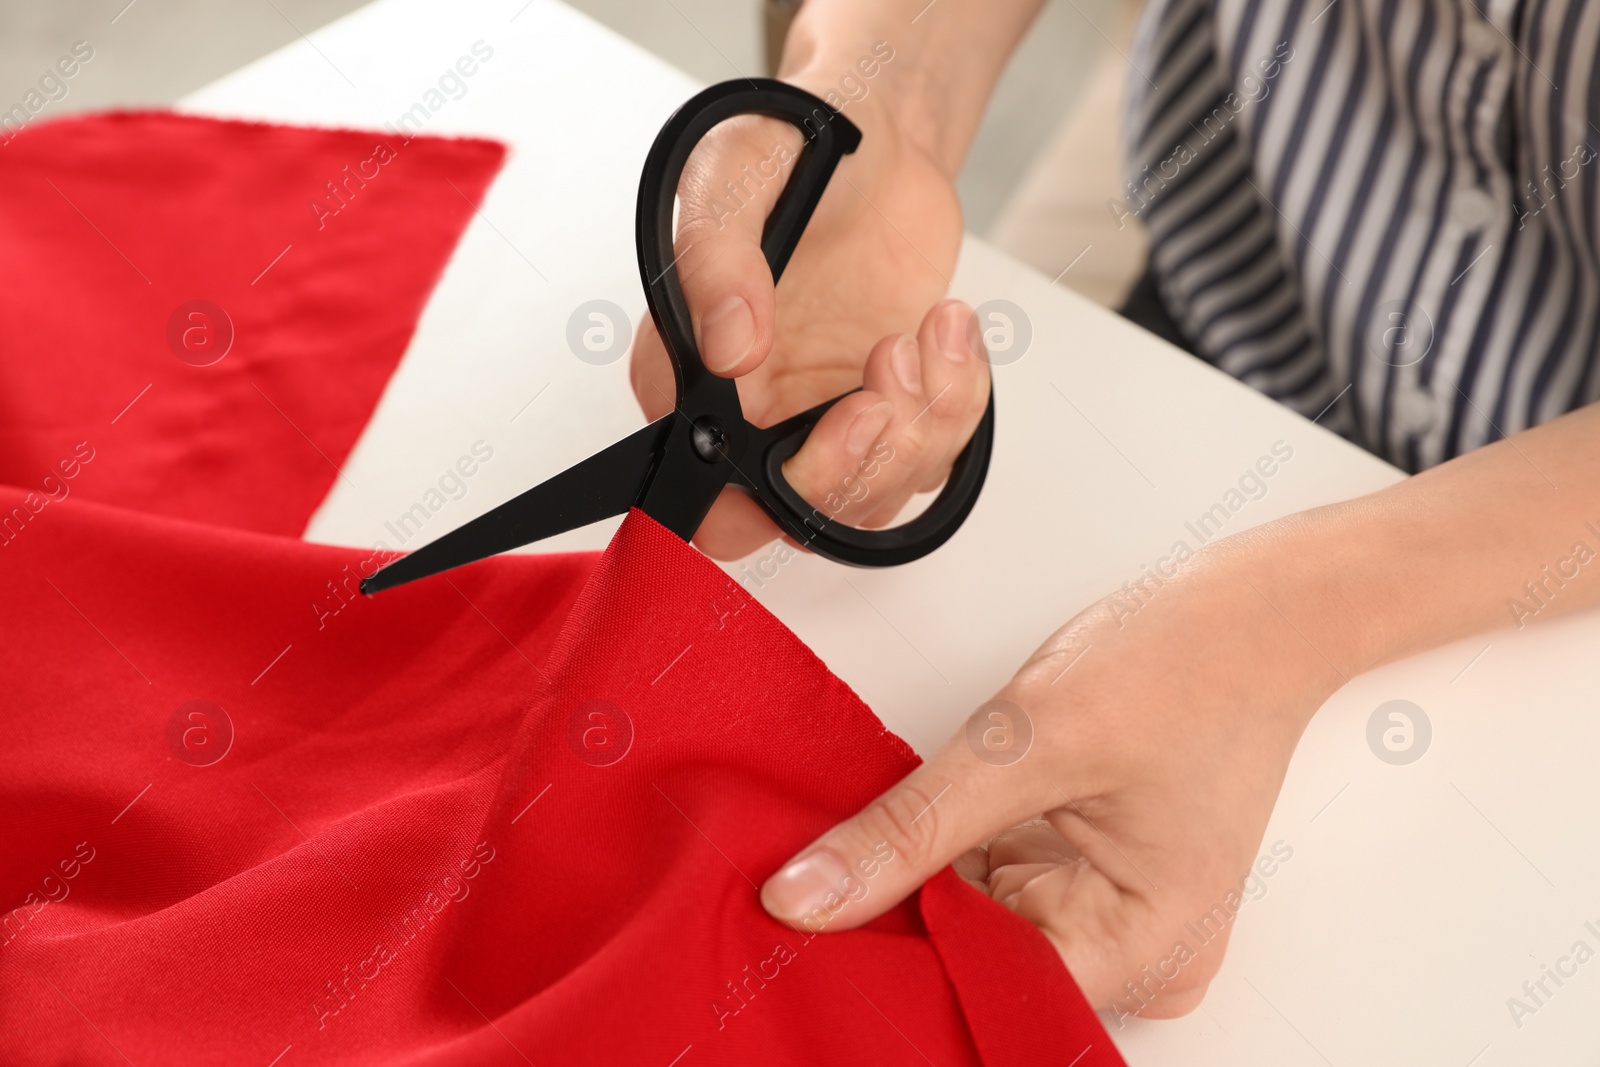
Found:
[0,110,505,536]
[0,498,1120,1066]
[0,111,1122,1066]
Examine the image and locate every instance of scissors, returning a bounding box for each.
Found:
[362,78,995,596]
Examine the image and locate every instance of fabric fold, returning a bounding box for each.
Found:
[0,496,1122,1065]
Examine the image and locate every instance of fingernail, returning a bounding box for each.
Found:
[890,333,922,394]
[938,302,973,362]
[701,296,755,372]
[762,848,851,920]
[844,401,892,457]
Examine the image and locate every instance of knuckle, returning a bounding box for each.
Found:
[857,782,943,869]
[884,417,934,464]
[922,381,960,418]
[938,375,984,421]
[670,238,719,290]
[888,423,955,481]
[910,385,969,436]
[674,210,735,246]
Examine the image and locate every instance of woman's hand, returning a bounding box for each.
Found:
[627,38,996,559]
[758,393,1600,1017]
[758,525,1349,1019]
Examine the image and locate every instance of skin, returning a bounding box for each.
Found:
[628,0,1600,1020]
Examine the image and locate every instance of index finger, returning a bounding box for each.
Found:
[671,114,806,376]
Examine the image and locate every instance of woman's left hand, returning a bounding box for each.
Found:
[759,524,1348,1018]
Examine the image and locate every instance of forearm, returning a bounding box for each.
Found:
[779,0,1046,176]
[1248,404,1600,683]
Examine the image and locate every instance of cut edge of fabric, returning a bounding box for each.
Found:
[16,107,510,159]
[542,507,924,772]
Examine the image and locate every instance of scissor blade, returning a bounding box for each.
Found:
[361,417,671,595]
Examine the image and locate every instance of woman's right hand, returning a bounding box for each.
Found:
[627,32,992,559]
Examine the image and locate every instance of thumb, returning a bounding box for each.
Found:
[671,114,805,375]
[760,703,1047,933]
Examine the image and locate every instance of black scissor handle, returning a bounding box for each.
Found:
[741,389,996,566]
[635,79,994,567]
[636,78,862,403]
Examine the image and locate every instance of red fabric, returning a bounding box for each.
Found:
[924,868,1116,1065]
[0,503,1120,1066]
[0,110,505,536]
[0,112,1122,1066]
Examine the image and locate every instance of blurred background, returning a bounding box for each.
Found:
[0,0,1145,303]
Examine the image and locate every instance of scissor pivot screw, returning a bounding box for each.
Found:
[690,416,730,463]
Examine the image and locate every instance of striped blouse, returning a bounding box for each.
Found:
[1124,0,1600,471]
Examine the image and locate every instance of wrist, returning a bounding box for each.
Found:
[779,0,1042,177]
[779,33,949,172]
[1221,496,1432,681]
[1194,408,1600,688]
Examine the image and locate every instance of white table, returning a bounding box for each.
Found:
[182,3,1600,1063]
